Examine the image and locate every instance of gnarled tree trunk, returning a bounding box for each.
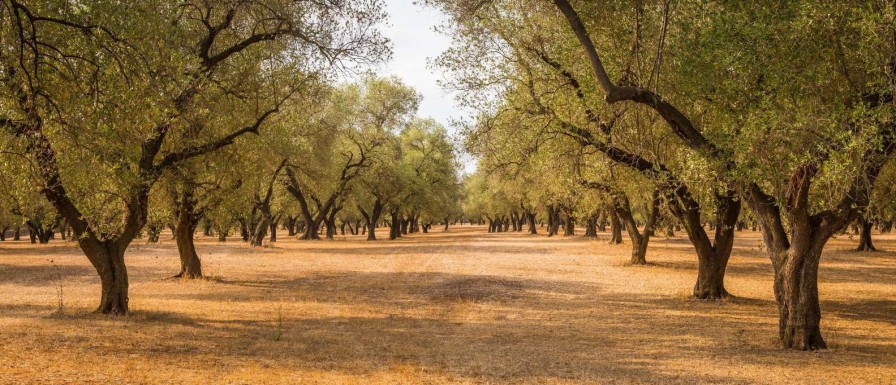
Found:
[855,215,876,251]
[615,191,660,265]
[527,211,538,234]
[173,183,203,279]
[774,241,826,350]
[608,207,623,244]
[360,199,383,241]
[389,209,402,240]
[81,239,130,314]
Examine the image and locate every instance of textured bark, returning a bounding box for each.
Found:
[546,205,561,237]
[855,215,877,251]
[743,163,878,350]
[174,219,202,279]
[269,216,280,243]
[400,217,409,235]
[238,219,249,242]
[563,207,576,236]
[82,240,129,314]
[615,191,660,265]
[527,211,538,234]
[359,199,383,241]
[608,208,623,244]
[583,214,597,238]
[774,245,826,350]
[172,182,203,279]
[389,209,402,240]
[671,191,740,299]
[286,216,296,236]
[325,205,341,240]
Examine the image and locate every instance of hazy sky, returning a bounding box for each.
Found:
[376,1,475,172]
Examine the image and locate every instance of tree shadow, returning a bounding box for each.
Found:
[43,272,775,383]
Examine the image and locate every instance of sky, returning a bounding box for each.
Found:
[376,0,476,173]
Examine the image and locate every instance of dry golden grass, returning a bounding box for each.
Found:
[1,226,894,384]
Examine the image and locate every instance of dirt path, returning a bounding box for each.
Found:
[1,226,894,384]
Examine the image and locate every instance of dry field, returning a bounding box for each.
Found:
[0,226,894,384]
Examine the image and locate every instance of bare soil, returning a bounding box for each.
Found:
[1,226,894,384]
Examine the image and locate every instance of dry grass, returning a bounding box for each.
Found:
[1,226,894,384]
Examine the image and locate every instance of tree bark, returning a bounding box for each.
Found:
[269,215,280,243]
[360,199,383,241]
[774,242,827,350]
[855,215,877,251]
[615,191,660,265]
[670,191,739,299]
[239,218,249,242]
[174,218,202,279]
[563,208,575,236]
[172,182,203,279]
[81,240,129,314]
[389,209,402,240]
[326,205,341,240]
[286,216,296,236]
[527,211,538,234]
[583,214,597,238]
[742,166,869,350]
[608,207,623,244]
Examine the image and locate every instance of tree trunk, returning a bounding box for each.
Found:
[400,217,409,235]
[774,244,826,350]
[584,214,597,238]
[250,212,271,246]
[202,220,213,236]
[174,219,202,279]
[301,221,321,240]
[82,240,129,314]
[563,210,575,236]
[360,200,383,241]
[286,216,296,236]
[608,208,623,244]
[269,215,281,243]
[239,219,249,242]
[389,209,402,240]
[855,215,876,251]
[172,182,203,279]
[526,212,537,234]
[325,206,340,240]
[666,189,740,300]
[615,191,660,265]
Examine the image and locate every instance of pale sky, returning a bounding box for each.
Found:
[377,0,475,172]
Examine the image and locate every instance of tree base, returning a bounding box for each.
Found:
[171,270,203,279]
[693,286,729,300]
